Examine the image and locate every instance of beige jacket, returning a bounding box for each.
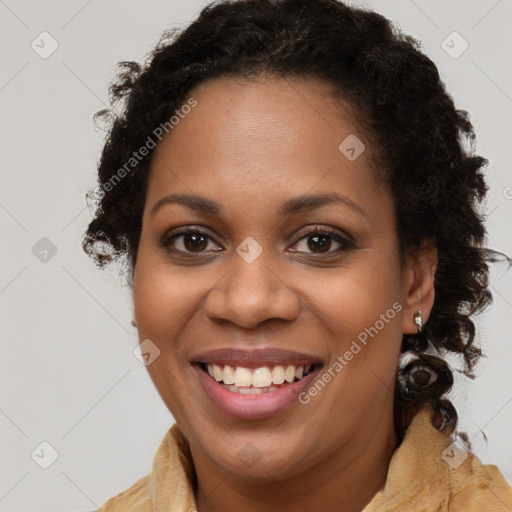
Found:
[96,407,512,511]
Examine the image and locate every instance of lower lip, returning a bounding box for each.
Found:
[193,364,321,420]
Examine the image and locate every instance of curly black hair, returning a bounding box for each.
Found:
[83,0,497,440]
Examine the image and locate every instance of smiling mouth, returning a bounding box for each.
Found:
[198,362,321,394]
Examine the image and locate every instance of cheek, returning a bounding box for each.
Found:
[306,258,402,334]
[132,255,204,423]
[132,257,196,380]
[133,247,196,336]
[302,261,403,392]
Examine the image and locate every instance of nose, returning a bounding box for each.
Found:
[203,250,301,330]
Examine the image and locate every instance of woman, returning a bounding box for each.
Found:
[83,0,512,510]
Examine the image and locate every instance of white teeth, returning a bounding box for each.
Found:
[252,367,273,388]
[271,365,286,384]
[225,384,279,394]
[205,363,313,387]
[233,367,252,387]
[223,365,235,385]
[285,365,296,383]
[212,364,223,382]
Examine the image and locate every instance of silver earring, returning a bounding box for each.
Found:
[414,310,423,333]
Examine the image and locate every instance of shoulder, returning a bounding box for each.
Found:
[416,408,512,510]
[365,407,512,512]
[447,449,512,511]
[93,423,194,511]
[94,474,152,512]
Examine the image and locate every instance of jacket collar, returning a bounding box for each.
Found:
[149,407,453,511]
[363,406,450,511]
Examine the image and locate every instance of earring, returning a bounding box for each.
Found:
[413,310,423,333]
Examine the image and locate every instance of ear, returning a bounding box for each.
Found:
[401,241,438,335]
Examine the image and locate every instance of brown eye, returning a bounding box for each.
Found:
[160,225,355,259]
[180,232,209,252]
[161,228,221,256]
[290,227,355,256]
[305,233,332,253]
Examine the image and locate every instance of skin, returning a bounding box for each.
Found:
[132,75,437,512]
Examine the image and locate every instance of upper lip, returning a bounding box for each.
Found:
[191,348,323,368]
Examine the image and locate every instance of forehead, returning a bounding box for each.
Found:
[146,75,387,219]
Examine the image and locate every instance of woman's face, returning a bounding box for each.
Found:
[133,76,432,480]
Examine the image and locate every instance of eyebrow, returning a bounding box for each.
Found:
[150,192,369,220]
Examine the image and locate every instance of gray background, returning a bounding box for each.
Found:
[0,0,511,510]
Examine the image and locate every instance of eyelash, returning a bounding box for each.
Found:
[159,225,355,259]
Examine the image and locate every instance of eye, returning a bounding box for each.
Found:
[160,225,355,258]
[289,226,355,256]
[160,228,221,257]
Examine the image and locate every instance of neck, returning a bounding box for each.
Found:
[192,412,398,512]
